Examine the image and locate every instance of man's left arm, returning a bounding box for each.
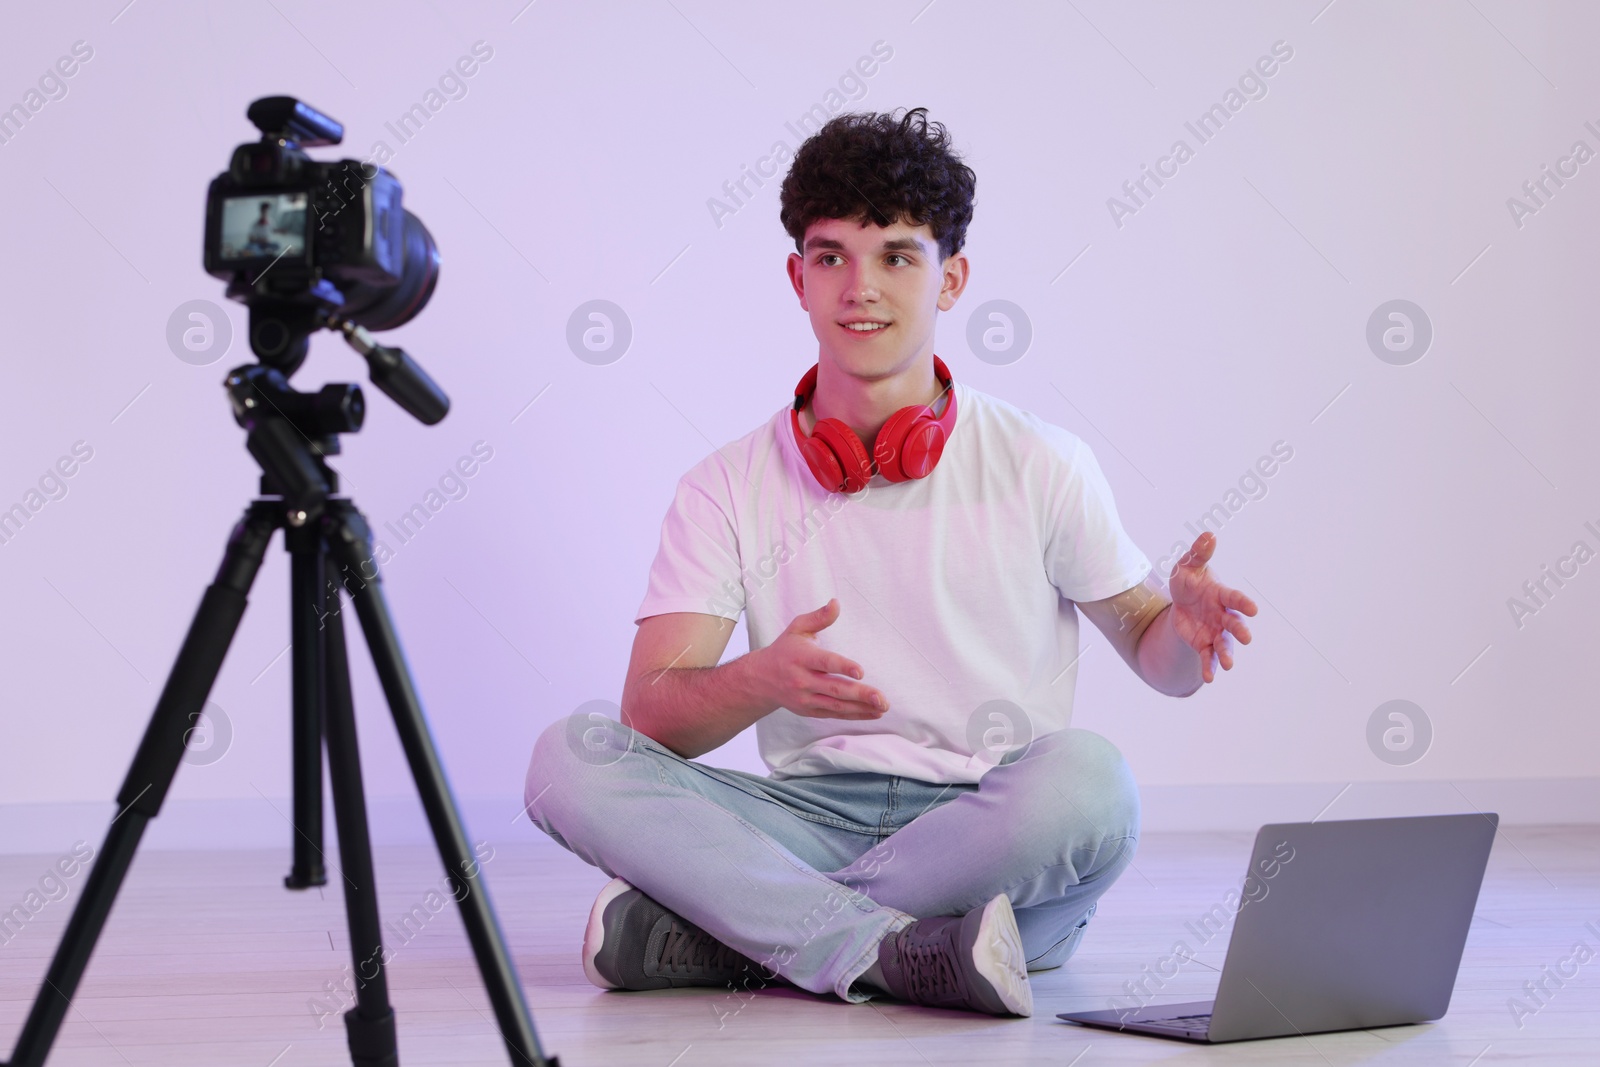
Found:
[1076,530,1258,697]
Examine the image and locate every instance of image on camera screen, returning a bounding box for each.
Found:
[219,192,308,262]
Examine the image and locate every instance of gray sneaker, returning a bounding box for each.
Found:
[875,893,1032,1016]
[582,877,772,991]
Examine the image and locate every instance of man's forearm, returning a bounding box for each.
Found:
[1135,604,1204,697]
[621,653,778,759]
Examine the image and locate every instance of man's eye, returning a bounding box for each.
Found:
[820,253,842,266]
[886,254,910,266]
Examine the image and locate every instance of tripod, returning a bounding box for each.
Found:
[2,348,557,1065]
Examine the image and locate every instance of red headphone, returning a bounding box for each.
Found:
[790,356,959,493]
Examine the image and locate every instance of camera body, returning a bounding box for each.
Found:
[204,97,406,297]
[204,151,407,294]
[202,97,438,371]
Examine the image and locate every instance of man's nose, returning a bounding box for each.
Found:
[844,268,881,302]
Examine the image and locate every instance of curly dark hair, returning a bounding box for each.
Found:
[779,107,976,262]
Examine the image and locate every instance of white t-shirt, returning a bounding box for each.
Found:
[634,378,1152,783]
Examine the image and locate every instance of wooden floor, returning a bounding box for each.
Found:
[1,824,1595,1065]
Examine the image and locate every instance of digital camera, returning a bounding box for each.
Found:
[203,96,438,365]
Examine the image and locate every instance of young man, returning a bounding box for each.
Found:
[525,108,1256,1018]
[245,201,278,255]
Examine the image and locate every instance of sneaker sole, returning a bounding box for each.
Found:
[971,894,1033,1017]
[582,876,636,990]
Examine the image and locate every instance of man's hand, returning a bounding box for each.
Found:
[748,598,888,720]
[1168,531,1258,684]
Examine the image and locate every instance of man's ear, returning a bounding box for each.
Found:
[786,251,809,311]
[936,250,971,312]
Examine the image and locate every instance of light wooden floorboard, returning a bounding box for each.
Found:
[1,825,1595,1065]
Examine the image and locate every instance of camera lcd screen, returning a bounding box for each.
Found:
[218,193,308,263]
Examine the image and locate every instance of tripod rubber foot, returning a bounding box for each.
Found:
[283,866,329,890]
[344,1005,398,1067]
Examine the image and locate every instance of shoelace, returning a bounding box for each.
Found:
[896,926,966,1002]
[657,919,745,976]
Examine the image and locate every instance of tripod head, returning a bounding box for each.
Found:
[227,316,452,507]
[226,361,359,512]
[224,307,453,514]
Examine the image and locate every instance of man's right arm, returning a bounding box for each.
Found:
[620,599,889,760]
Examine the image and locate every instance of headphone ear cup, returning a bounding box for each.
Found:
[899,420,948,479]
[873,405,933,482]
[811,417,873,492]
[798,435,845,493]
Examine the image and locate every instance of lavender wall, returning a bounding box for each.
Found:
[0,1,1594,849]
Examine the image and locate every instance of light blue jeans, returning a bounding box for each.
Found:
[523,714,1139,1004]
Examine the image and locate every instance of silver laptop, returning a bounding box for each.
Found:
[1058,813,1497,1043]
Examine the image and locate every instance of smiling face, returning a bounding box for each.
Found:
[786,215,968,384]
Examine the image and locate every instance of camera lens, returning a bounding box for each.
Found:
[339,210,439,331]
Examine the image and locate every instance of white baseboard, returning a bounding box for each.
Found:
[1136,778,1600,832]
[0,793,534,857]
[1,778,1594,856]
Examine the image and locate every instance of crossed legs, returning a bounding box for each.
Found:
[524,715,1139,1002]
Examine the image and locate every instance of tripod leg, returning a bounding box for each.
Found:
[324,501,556,1067]
[321,573,400,1067]
[285,523,329,888]
[1,502,279,1067]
